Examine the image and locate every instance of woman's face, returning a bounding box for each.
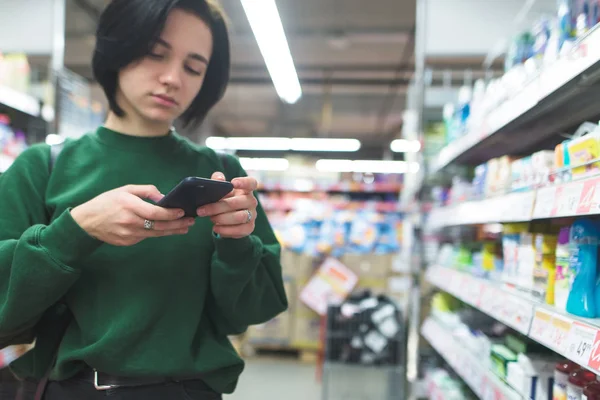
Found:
[117,9,213,125]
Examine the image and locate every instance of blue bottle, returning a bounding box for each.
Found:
[567,219,600,318]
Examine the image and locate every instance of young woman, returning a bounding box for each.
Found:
[0,0,287,399]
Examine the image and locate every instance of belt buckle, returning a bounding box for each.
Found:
[93,369,120,391]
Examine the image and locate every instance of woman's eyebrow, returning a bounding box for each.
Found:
[156,38,209,64]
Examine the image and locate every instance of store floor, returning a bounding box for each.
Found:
[225,357,321,400]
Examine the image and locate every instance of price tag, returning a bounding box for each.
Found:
[464,281,483,307]
[449,272,464,297]
[556,182,584,216]
[587,330,600,372]
[511,298,535,334]
[577,178,600,215]
[549,315,572,353]
[564,321,597,365]
[530,309,552,345]
[533,186,557,218]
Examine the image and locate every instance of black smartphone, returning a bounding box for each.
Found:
[157,177,234,217]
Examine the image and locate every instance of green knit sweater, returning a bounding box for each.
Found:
[0,127,287,394]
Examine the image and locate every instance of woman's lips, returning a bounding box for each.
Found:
[152,94,178,107]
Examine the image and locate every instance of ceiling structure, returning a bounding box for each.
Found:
[61,0,503,160]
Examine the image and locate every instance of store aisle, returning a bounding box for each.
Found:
[226,357,321,400]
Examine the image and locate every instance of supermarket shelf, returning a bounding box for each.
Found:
[262,201,402,213]
[427,173,600,229]
[0,85,41,117]
[427,191,535,229]
[258,182,402,193]
[421,317,524,400]
[430,25,600,174]
[427,266,600,376]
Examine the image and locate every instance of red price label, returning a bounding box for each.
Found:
[576,179,600,214]
[587,330,600,372]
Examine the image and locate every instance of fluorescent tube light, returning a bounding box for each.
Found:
[240,0,302,104]
[206,137,291,151]
[239,157,289,171]
[206,137,361,152]
[316,159,420,174]
[291,138,361,152]
[390,139,421,153]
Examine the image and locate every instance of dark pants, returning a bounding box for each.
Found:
[43,378,223,400]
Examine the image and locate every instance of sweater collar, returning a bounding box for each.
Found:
[93,126,181,152]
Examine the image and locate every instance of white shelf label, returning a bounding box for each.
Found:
[565,322,598,366]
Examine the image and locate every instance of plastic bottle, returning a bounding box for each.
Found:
[555,361,580,400]
[566,219,600,318]
[555,226,572,310]
[568,368,597,400]
[584,381,600,400]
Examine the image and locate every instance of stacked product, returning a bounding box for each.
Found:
[429,292,564,400]
[437,1,600,154]
[434,216,600,320]
[429,119,600,206]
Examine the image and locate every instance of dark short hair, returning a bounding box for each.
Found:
[92,0,230,127]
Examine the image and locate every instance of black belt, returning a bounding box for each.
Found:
[73,367,211,392]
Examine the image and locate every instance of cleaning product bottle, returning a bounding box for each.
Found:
[567,219,600,318]
[584,380,600,400]
[568,368,597,400]
[555,226,572,310]
[554,361,580,400]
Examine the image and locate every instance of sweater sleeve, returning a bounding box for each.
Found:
[0,145,102,338]
[206,156,288,336]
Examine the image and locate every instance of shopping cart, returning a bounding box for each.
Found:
[321,292,407,400]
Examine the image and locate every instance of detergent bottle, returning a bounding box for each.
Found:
[566,219,600,318]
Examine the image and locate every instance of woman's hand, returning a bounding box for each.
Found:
[197,172,258,239]
[70,185,195,246]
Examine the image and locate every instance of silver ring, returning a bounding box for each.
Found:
[143,219,155,230]
[245,209,252,223]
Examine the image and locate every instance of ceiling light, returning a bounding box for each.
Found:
[290,138,361,152]
[239,157,289,171]
[316,159,420,174]
[240,0,302,104]
[206,137,290,151]
[206,136,361,152]
[390,139,421,153]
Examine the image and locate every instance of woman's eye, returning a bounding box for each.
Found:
[148,53,165,60]
[185,66,203,76]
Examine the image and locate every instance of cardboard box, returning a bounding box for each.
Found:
[356,276,388,294]
[281,250,317,282]
[341,254,393,278]
[291,302,322,350]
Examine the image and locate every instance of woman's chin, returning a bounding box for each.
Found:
[143,109,178,124]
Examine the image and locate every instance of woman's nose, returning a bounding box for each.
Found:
[159,63,182,89]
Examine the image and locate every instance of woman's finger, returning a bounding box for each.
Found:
[198,194,257,217]
[231,177,258,193]
[150,217,196,231]
[211,209,255,226]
